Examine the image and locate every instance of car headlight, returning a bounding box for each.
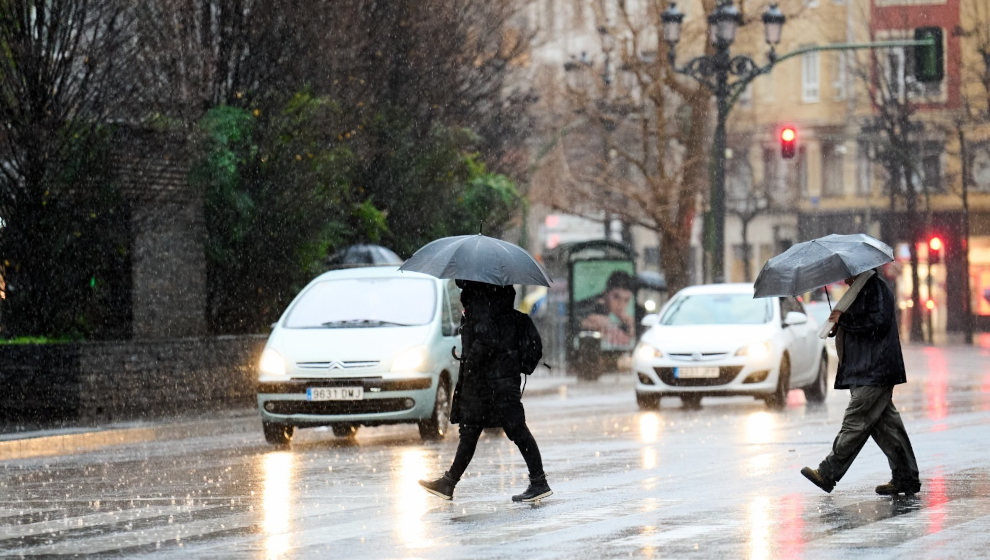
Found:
[634,342,663,361]
[391,345,428,372]
[259,348,287,378]
[736,341,771,361]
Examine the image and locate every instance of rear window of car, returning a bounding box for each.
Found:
[659,293,772,326]
[284,277,437,328]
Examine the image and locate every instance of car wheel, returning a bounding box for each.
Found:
[262,421,294,445]
[680,395,702,409]
[803,353,828,405]
[636,391,660,410]
[331,424,358,438]
[765,354,791,411]
[418,379,451,441]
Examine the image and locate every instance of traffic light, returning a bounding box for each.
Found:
[928,235,942,264]
[780,126,796,159]
[914,27,944,83]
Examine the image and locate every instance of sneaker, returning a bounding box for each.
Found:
[801,467,835,493]
[512,474,553,503]
[418,473,457,500]
[875,480,921,496]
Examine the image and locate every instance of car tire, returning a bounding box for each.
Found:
[262,421,294,445]
[636,391,660,410]
[765,354,791,411]
[803,353,828,405]
[680,395,703,409]
[418,379,451,441]
[332,424,358,438]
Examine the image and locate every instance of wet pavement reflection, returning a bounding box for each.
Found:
[3,344,990,558]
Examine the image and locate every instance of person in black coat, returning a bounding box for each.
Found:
[801,270,921,495]
[418,280,552,502]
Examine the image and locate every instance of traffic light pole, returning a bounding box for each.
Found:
[670,35,936,283]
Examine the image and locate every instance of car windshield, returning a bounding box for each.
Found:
[660,293,772,326]
[284,277,436,328]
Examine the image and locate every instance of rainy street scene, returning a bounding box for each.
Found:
[4,344,990,559]
[4,0,990,558]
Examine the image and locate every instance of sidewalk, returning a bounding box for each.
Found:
[0,373,582,461]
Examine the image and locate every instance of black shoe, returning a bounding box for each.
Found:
[512,474,553,503]
[418,473,457,500]
[875,480,921,496]
[801,467,835,493]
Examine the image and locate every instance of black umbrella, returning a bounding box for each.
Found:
[326,244,403,268]
[753,233,894,298]
[399,234,552,286]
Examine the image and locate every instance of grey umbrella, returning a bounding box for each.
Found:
[326,244,403,268]
[399,234,552,286]
[753,233,894,298]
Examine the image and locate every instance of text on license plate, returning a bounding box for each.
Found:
[675,367,720,379]
[307,386,364,401]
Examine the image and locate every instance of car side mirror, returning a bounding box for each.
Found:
[640,313,659,328]
[783,311,808,327]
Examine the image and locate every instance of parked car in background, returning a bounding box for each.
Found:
[632,283,828,410]
[257,266,461,445]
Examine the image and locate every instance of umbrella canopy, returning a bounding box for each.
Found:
[326,244,403,268]
[399,234,552,287]
[753,233,894,298]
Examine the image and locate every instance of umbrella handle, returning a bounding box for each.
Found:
[451,346,462,361]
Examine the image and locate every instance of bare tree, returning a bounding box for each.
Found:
[533,0,721,295]
[0,0,137,337]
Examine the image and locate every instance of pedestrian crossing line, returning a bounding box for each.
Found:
[0,503,240,552]
[3,509,263,557]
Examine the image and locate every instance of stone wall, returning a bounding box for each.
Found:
[0,336,266,430]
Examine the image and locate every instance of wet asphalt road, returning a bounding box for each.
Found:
[3,343,990,559]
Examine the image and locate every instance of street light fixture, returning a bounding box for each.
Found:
[661,1,786,283]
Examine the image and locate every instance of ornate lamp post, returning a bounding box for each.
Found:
[661,1,785,283]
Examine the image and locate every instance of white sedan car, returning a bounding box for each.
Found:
[632,283,828,410]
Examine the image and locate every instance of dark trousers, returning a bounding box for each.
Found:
[818,385,919,486]
[447,377,545,481]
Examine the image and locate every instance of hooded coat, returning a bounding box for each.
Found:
[833,272,907,389]
[449,282,525,427]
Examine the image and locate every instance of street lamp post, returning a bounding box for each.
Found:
[661,1,785,283]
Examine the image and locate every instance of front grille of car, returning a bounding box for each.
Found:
[666,352,730,361]
[296,360,380,371]
[258,377,432,393]
[266,398,413,415]
[654,366,744,386]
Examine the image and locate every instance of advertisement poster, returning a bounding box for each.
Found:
[570,260,637,352]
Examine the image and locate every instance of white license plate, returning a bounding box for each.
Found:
[307,386,364,401]
[675,367,721,379]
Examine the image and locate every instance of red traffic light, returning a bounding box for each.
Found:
[780,126,796,159]
[928,236,942,264]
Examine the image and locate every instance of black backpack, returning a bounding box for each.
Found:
[514,310,545,375]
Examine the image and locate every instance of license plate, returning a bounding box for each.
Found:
[675,367,720,379]
[307,386,363,401]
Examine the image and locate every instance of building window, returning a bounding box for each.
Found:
[972,142,990,192]
[915,142,943,192]
[798,146,809,195]
[881,30,944,100]
[856,140,873,196]
[833,52,846,100]
[821,140,845,197]
[802,51,820,102]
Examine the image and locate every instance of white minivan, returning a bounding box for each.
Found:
[256,266,461,445]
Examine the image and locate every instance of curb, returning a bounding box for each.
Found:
[0,376,582,461]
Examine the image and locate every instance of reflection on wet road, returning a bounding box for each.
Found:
[4,344,990,558]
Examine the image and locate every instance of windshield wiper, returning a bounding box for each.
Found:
[319,319,413,328]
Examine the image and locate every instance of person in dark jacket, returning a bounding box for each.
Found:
[418,280,552,503]
[801,269,921,495]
